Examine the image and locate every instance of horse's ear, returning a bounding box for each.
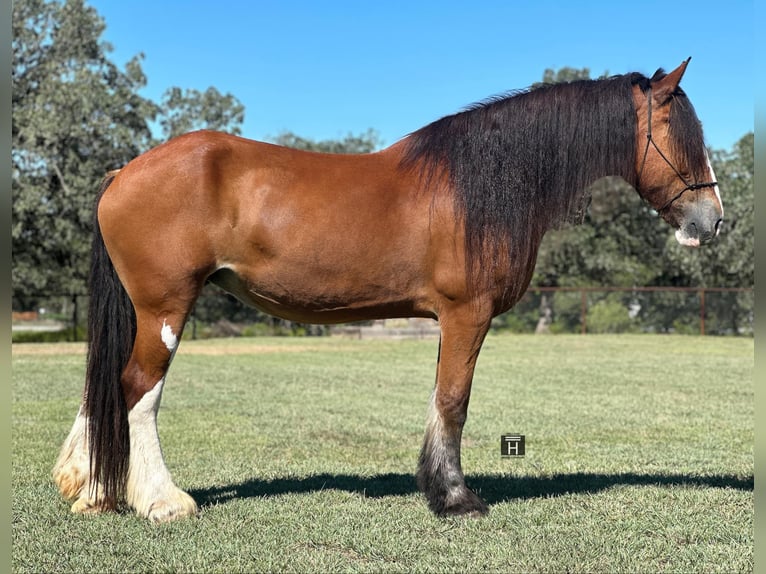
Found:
[652,57,691,103]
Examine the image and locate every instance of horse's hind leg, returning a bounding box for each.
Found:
[53,303,197,521]
[417,307,491,516]
[122,306,197,523]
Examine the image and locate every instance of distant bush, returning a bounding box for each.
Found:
[586,299,637,333]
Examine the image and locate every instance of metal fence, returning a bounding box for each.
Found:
[12,286,754,342]
[500,286,753,336]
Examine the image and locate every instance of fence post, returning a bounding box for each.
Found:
[71,294,79,342]
[580,290,587,334]
[699,289,705,336]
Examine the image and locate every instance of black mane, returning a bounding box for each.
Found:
[400,72,658,287]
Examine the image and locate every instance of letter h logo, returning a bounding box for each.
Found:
[501,434,525,457]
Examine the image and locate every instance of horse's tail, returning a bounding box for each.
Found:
[84,170,135,506]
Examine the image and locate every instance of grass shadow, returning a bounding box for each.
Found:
[189,471,753,509]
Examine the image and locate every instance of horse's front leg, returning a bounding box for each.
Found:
[417,306,491,517]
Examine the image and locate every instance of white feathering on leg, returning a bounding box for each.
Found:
[126,378,197,522]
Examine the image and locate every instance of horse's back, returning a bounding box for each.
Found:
[102,130,413,226]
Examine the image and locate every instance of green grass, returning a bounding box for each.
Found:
[12,335,753,573]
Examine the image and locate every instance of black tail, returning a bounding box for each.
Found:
[84,172,136,507]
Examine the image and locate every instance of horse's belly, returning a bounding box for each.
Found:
[207,261,434,324]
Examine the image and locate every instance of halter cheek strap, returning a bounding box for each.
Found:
[637,88,718,213]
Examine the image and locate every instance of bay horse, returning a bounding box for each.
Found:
[53,59,722,522]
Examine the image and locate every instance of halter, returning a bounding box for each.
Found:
[637,88,718,213]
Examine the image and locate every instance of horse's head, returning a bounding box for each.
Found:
[634,58,723,247]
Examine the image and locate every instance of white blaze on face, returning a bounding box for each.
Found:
[705,150,723,219]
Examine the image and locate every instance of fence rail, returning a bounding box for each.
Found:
[524,286,753,336]
[12,286,754,341]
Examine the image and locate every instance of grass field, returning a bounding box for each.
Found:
[12,334,753,573]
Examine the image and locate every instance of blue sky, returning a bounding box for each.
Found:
[91,0,753,151]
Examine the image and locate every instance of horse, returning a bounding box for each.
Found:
[53,58,722,523]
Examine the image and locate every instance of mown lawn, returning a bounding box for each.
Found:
[12,334,753,573]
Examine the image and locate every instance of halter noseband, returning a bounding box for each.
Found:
[637,88,718,213]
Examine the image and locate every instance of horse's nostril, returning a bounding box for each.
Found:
[715,219,723,235]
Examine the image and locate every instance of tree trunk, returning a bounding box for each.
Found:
[535,293,553,334]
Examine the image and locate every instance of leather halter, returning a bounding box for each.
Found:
[637,88,718,213]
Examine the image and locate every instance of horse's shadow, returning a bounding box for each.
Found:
[188,471,753,509]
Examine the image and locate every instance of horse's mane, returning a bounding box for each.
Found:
[399,69,706,290]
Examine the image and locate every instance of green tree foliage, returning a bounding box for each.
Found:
[270,128,382,153]
[661,133,754,288]
[12,0,246,308]
[659,133,754,333]
[534,176,666,289]
[159,86,245,140]
[12,0,155,303]
[532,66,608,88]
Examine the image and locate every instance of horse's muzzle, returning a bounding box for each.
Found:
[674,201,723,247]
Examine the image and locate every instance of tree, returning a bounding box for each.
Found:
[159,86,245,141]
[660,133,753,287]
[12,0,247,311]
[532,66,608,89]
[269,128,382,154]
[12,0,156,305]
[534,177,666,289]
[659,133,754,333]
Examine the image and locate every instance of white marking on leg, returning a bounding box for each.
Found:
[424,392,465,500]
[160,320,178,353]
[52,405,91,500]
[126,379,197,521]
[53,406,111,513]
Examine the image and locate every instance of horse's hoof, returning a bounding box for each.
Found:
[70,496,111,515]
[144,491,198,524]
[54,468,87,500]
[440,490,490,518]
[444,505,489,518]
